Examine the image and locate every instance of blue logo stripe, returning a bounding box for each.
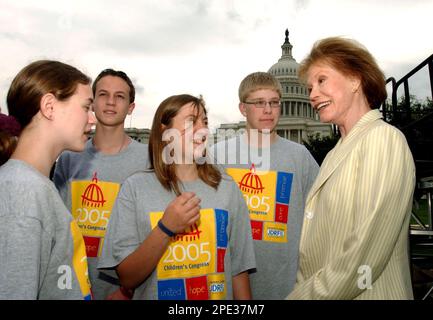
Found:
[215,209,228,248]
[158,279,186,300]
[276,172,293,204]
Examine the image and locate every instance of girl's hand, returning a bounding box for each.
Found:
[161,192,201,234]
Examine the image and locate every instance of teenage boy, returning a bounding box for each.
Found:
[54,69,148,300]
[213,72,319,299]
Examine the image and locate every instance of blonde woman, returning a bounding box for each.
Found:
[287,37,415,300]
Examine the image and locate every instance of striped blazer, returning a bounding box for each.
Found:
[287,109,415,300]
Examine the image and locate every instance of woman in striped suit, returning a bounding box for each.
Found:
[287,37,415,299]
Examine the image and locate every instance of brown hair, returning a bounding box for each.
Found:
[7,60,91,129]
[0,130,18,166]
[299,37,386,109]
[148,94,221,195]
[238,72,282,102]
[92,68,135,103]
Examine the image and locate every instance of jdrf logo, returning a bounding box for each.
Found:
[210,283,224,293]
[267,228,285,238]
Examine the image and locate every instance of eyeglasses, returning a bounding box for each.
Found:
[243,100,281,108]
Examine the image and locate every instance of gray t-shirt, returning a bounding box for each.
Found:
[98,170,256,300]
[53,139,149,300]
[212,134,319,299]
[0,159,92,300]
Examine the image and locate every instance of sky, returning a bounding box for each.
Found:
[1,0,433,131]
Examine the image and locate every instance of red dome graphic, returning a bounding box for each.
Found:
[81,172,106,207]
[174,223,202,242]
[238,164,264,194]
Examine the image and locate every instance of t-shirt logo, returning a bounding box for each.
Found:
[81,172,106,207]
[150,209,228,300]
[71,172,120,258]
[227,165,293,243]
[70,220,92,300]
[174,223,202,242]
[239,164,264,194]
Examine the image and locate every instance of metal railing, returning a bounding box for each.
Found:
[381,53,433,128]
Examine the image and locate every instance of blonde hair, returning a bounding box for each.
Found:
[299,37,386,109]
[238,72,282,102]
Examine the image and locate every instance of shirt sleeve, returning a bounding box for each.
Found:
[288,126,415,300]
[301,146,319,200]
[98,178,141,270]
[0,216,44,299]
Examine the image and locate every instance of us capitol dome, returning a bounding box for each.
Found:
[218,29,332,144]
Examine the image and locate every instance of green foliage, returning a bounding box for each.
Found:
[384,96,433,126]
[303,132,340,165]
[305,96,433,165]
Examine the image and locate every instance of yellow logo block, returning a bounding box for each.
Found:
[263,222,287,243]
[70,220,92,300]
[150,209,217,279]
[71,179,120,238]
[226,168,277,221]
[207,273,226,300]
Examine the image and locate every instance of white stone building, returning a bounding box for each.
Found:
[217,29,332,144]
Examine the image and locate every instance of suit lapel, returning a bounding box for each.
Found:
[306,110,383,203]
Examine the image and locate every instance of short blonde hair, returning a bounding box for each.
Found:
[238,72,282,102]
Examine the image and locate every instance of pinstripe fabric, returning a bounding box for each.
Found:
[287,109,415,300]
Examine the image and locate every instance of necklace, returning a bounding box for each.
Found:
[92,135,129,155]
[117,135,129,154]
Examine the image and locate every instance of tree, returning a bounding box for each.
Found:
[384,95,433,126]
[303,132,340,165]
